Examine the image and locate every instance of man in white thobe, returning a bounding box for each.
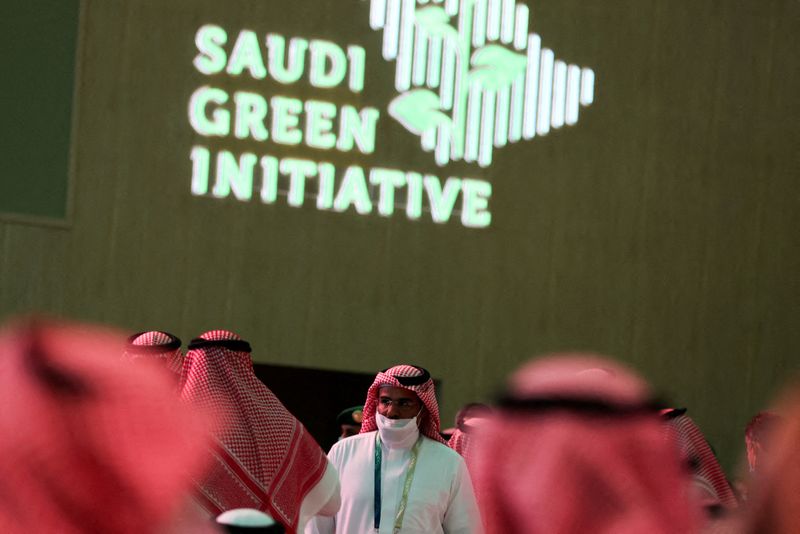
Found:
[306,364,482,534]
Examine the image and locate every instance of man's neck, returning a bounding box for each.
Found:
[378,427,421,450]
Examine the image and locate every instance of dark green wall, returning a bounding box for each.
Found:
[0,0,79,221]
[1,0,798,474]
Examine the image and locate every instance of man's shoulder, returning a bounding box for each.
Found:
[328,430,376,458]
[418,436,469,490]
[421,435,465,464]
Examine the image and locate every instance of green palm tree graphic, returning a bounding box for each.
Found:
[368,0,595,168]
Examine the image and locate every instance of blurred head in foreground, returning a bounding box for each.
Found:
[744,388,800,534]
[0,318,213,534]
[471,354,701,534]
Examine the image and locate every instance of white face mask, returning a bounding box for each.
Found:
[375,412,420,448]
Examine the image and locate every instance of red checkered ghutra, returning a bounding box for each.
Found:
[663,409,739,510]
[0,320,213,534]
[123,330,184,375]
[180,330,327,533]
[360,364,446,444]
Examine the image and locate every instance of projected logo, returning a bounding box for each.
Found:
[370,0,595,168]
[186,1,595,229]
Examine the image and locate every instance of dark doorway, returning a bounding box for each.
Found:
[253,364,375,451]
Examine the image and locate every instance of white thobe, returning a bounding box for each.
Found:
[306,430,482,534]
[298,461,341,531]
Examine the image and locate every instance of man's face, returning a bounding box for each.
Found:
[377,386,422,420]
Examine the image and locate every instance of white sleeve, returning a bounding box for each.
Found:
[297,460,340,532]
[442,459,484,534]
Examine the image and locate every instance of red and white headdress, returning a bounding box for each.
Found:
[447,428,471,458]
[744,387,800,534]
[179,330,327,533]
[662,409,739,510]
[0,319,213,534]
[360,364,446,444]
[448,406,492,461]
[471,354,701,534]
[745,411,781,474]
[123,330,184,375]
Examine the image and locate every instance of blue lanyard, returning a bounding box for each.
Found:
[374,433,423,533]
